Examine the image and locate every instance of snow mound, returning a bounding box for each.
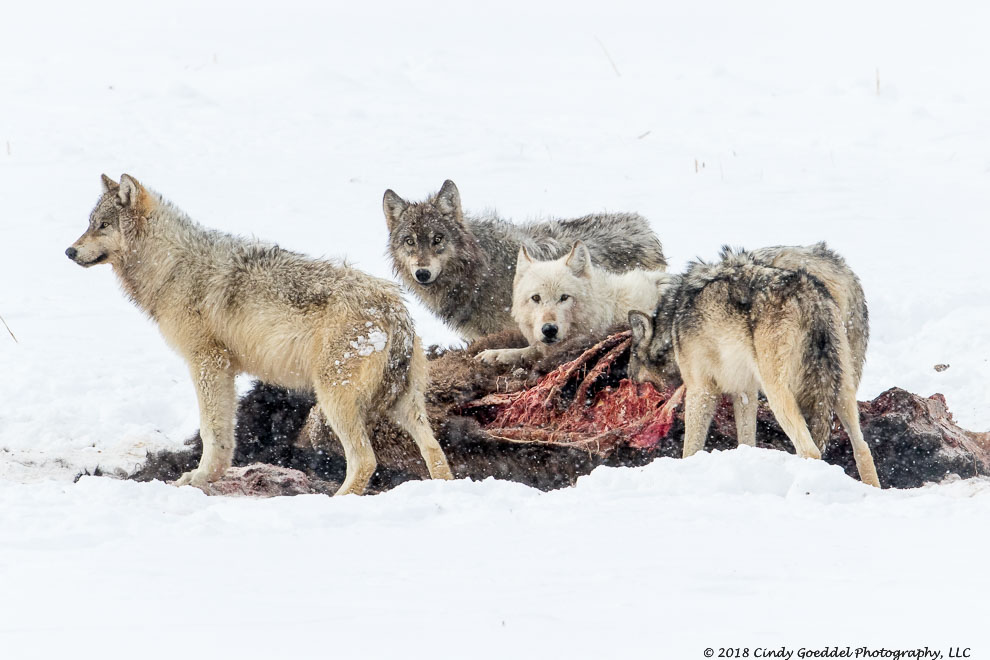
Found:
[573,446,875,502]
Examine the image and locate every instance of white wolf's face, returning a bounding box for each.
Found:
[511,242,593,345]
[65,174,145,268]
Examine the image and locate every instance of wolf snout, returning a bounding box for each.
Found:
[415,268,433,284]
[65,247,78,260]
[541,323,558,342]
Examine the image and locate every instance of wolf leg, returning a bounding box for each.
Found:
[475,345,543,365]
[295,407,327,450]
[317,389,377,496]
[834,380,881,487]
[175,351,236,488]
[733,390,758,447]
[389,339,453,480]
[683,382,718,458]
[388,396,453,481]
[760,380,822,460]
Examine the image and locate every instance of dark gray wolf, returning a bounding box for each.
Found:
[627,245,880,487]
[383,180,667,340]
[66,174,453,495]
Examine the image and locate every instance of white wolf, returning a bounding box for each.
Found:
[477,241,667,364]
[66,174,453,495]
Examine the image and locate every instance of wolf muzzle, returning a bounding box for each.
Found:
[415,268,433,284]
[65,246,107,266]
[541,323,559,343]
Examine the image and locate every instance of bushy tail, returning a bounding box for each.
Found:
[808,241,869,388]
[380,307,419,412]
[795,282,843,451]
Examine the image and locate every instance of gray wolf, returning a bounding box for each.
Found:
[627,245,880,487]
[383,180,667,340]
[476,240,668,364]
[66,174,453,495]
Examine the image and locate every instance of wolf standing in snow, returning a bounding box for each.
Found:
[65,174,453,495]
[383,180,667,340]
[476,241,668,364]
[627,246,880,487]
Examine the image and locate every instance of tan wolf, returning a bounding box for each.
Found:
[627,246,880,487]
[477,241,667,365]
[65,174,453,495]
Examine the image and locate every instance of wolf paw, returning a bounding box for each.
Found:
[173,468,214,490]
[476,348,525,365]
[475,349,501,365]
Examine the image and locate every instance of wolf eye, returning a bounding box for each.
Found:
[403,237,414,246]
[432,234,444,245]
[99,222,110,229]
[531,294,541,303]
[559,294,570,302]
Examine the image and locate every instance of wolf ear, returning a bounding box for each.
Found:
[515,246,533,277]
[100,173,119,194]
[117,174,144,209]
[628,310,654,345]
[565,241,591,278]
[435,180,462,219]
[518,246,533,265]
[382,190,407,233]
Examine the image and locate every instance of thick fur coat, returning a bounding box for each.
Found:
[66,174,452,495]
[627,245,880,487]
[747,242,869,387]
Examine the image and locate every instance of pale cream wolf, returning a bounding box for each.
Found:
[478,241,667,365]
[627,245,880,487]
[65,174,453,495]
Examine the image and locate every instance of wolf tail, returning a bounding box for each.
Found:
[795,275,843,452]
[379,306,419,412]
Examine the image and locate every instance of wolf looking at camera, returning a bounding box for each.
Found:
[627,245,880,487]
[66,174,453,495]
[476,241,668,365]
[383,180,667,340]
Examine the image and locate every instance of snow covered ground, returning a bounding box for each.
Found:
[2,1,989,657]
[4,451,990,658]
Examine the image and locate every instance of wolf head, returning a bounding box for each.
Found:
[627,277,682,387]
[382,180,471,287]
[65,174,150,268]
[511,241,596,345]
